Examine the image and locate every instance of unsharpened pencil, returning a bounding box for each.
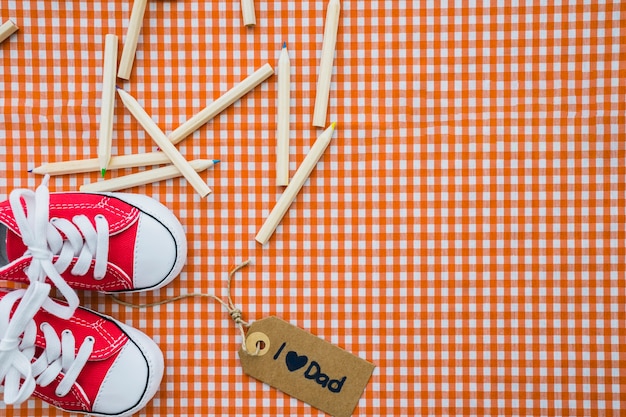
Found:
[276,42,291,186]
[240,0,256,27]
[117,0,148,80]
[80,159,219,192]
[255,123,336,245]
[98,34,118,177]
[312,0,340,127]
[0,19,18,44]
[169,63,274,145]
[31,152,174,176]
[117,87,212,197]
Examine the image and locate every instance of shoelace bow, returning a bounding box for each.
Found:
[0,176,108,404]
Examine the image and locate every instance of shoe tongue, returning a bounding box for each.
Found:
[5,229,27,263]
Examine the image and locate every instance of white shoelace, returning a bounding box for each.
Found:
[0,176,108,404]
[0,286,95,404]
[48,214,110,280]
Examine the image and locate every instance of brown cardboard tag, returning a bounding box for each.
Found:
[238,316,375,417]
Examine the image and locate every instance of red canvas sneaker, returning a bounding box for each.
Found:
[0,285,164,417]
[0,176,187,293]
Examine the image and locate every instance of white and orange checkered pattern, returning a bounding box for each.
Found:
[0,1,625,416]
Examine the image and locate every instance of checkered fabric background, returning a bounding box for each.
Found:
[0,0,625,416]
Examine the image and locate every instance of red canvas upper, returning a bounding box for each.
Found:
[0,288,132,413]
[0,193,138,291]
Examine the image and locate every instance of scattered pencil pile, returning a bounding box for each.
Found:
[4,0,342,245]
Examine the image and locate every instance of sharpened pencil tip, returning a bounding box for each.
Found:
[213,159,220,165]
[331,122,336,130]
[115,85,121,90]
[282,41,286,48]
[101,168,106,177]
[27,168,33,173]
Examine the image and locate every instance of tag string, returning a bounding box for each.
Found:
[109,259,260,355]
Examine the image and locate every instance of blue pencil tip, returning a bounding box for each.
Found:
[282,41,286,48]
[115,85,121,90]
[213,159,220,164]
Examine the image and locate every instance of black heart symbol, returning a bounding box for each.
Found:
[285,351,308,372]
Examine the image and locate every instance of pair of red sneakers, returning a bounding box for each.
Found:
[0,176,187,416]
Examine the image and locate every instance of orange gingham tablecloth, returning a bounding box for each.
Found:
[1,1,625,416]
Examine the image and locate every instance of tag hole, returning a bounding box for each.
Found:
[245,332,270,356]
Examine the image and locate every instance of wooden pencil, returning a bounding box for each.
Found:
[276,42,291,186]
[169,63,274,145]
[240,0,256,27]
[0,19,18,44]
[98,34,118,177]
[31,151,174,175]
[255,123,336,245]
[117,88,212,197]
[80,159,219,192]
[117,0,148,80]
[312,0,340,127]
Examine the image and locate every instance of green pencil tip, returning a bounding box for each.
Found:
[213,159,221,164]
[101,168,106,177]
